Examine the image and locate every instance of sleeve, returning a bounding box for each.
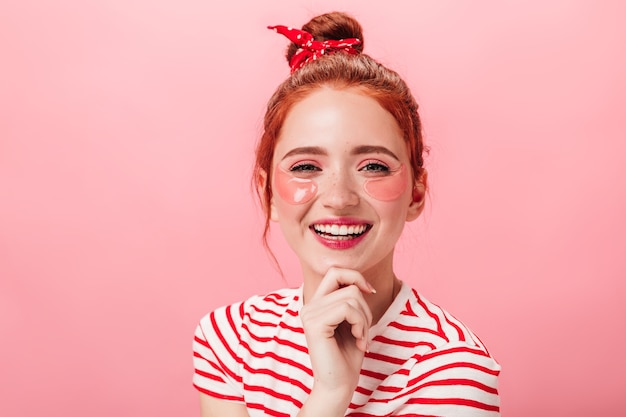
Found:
[192,302,245,402]
[393,342,501,417]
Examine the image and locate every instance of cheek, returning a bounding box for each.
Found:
[273,166,318,205]
[363,165,409,201]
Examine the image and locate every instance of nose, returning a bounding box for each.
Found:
[320,169,359,210]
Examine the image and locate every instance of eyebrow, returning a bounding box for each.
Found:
[280,145,400,161]
[281,146,327,160]
[351,145,400,161]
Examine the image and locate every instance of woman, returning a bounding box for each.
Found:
[193,11,500,417]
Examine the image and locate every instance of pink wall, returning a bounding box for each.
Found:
[1,1,625,415]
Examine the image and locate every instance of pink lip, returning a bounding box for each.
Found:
[309,217,372,250]
[311,217,370,226]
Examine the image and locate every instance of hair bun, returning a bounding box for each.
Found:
[286,12,364,63]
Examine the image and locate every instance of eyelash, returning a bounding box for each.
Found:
[288,161,391,173]
[359,161,390,172]
[289,163,321,172]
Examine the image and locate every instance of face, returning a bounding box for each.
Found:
[268,87,425,278]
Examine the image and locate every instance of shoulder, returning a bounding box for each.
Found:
[197,287,302,339]
[365,285,500,413]
[401,286,492,353]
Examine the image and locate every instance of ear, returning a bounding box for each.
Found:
[257,169,279,222]
[406,169,428,222]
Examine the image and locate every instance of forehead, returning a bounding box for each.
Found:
[274,87,406,160]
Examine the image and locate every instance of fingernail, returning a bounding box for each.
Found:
[368,283,377,294]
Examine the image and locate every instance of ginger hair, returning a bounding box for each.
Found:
[255,12,427,258]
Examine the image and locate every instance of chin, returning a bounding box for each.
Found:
[305,255,376,277]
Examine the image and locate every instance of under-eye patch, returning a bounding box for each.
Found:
[274,166,318,204]
[363,164,408,201]
[273,163,408,205]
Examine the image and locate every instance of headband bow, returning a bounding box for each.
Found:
[268,25,361,73]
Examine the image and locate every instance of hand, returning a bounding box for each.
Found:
[300,267,376,397]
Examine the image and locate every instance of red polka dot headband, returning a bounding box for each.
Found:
[268,25,361,73]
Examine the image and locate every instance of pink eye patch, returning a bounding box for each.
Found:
[363,164,408,201]
[273,164,408,205]
[274,166,318,204]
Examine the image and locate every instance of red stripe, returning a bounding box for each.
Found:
[248,304,283,318]
[279,320,304,334]
[194,368,226,383]
[239,338,313,377]
[406,361,500,390]
[442,310,466,342]
[244,383,304,408]
[388,321,444,338]
[414,378,498,395]
[355,385,374,396]
[374,335,437,350]
[365,350,406,365]
[192,384,242,402]
[406,397,499,412]
[237,301,245,319]
[415,290,448,342]
[241,363,310,394]
[372,361,499,402]
[192,351,227,378]
[265,292,289,300]
[393,414,438,417]
[419,345,491,362]
[263,294,291,307]
[359,368,388,380]
[193,334,210,349]
[245,315,278,327]
[231,304,244,344]
[360,367,410,381]
[242,322,308,353]
[402,297,418,317]
[194,323,241,384]
[209,308,243,382]
[247,402,290,417]
[472,332,493,356]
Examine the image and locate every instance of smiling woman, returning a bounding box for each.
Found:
[192,11,500,417]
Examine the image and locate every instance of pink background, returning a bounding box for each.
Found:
[1,1,625,415]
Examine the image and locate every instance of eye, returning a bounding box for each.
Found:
[359,161,390,173]
[289,162,321,173]
[289,161,322,178]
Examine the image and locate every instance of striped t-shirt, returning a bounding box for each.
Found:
[193,281,500,416]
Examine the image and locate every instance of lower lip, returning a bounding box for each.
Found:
[311,228,369,250]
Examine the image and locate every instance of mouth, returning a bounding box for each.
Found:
[311,223,372,241]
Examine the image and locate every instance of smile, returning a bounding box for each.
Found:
[310,220,372,249]
[312,223,370,240]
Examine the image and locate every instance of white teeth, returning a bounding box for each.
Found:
[313,223,368,237]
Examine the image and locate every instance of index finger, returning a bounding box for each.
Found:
[311,267,376,301]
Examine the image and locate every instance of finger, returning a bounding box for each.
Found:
[306,285,373,330]
[339,301,370,353]
[337,285,374,330]
[304,297,371,350]
[312,267,376,301]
